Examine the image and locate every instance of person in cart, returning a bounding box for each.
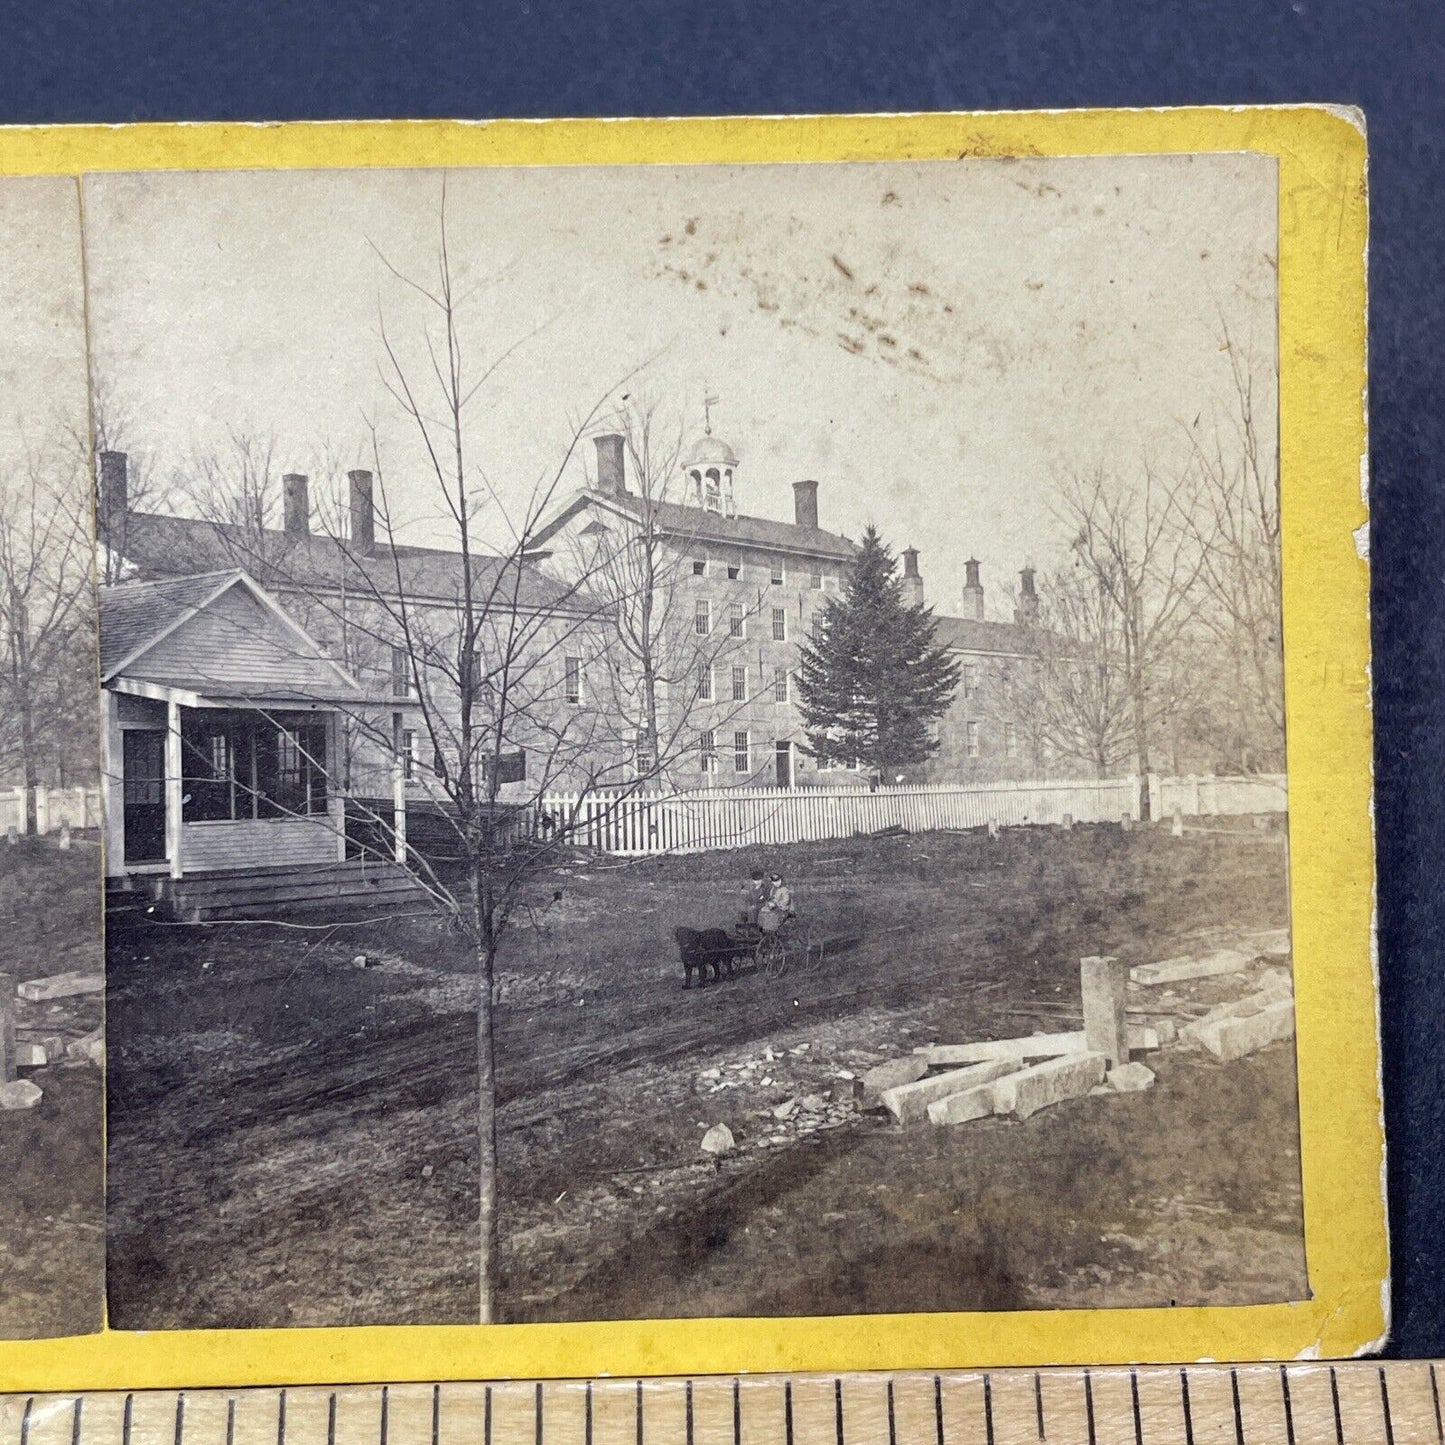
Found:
[740,867,770,929]
[757,872,794,934]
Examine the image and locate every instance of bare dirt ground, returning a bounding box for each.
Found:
[104,822,1306,1329]
[0,838,105,1340]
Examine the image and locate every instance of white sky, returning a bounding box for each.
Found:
[79,154,1277,619]
[0,176,88,482]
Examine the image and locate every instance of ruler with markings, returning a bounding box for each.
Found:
[3,1365,1441,1445]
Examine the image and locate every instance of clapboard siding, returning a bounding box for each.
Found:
[127,584,337,693]
[181,816,337,872]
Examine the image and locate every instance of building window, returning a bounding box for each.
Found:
[773,666,789,702]
[730,601,746,638]
[963,662,980,698]
[696,599,712,635]
[810,613,825,643]
[402,729,418,780]
[564,655,583,704]
[770,558,785,586]
[810,568,823,589]
[727,559,741,580]
[732,665,748,702]
[734,730,751,774]
[772,607,787,641]
[1001,669,1013,702]
[966,721,980,758]
[391,645,411,698]
[697,662,713,701]
[700,730,718,772]
[692,557,707,576]
[1005,722,1018,759]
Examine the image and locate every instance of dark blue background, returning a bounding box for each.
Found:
[5,0,1442,1358]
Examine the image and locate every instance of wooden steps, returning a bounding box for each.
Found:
[110,860,433,923]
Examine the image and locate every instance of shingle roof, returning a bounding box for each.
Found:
[610,493,858,561]
[111,511,579,613]
[932,613,1042,657]
[98,572,236,677]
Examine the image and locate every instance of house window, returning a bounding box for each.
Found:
[700,730,718,772]
[810,568,823,589]
[810,613,825,643]
[564,655,583,704]
[1005,722,1018,759]
[734,730,751,774]
[697,662,713,701]
[727,559,741,580]
[732,666,748,702]
[402,729,418,780]
[692,558,707,576]
[963,662,980,698]
[1001,669,1013,702]
[391,645,411,698]
[729,601,746,638]
[966,721,980,758]
[772,607,787,641]
[770,558,785,586]
[773,666,789,702]
[695,600,712,635]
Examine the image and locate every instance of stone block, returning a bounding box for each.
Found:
[1107,1062,1156,1093]
[17,972,104,1002]
[1191,1000,1294,1062]
[989,1052,1108,1120]
[0,1079,42,1111]
[14,1043,46,1068]
[926,1083,1001,1126]
[1129,950,1254,987]
[1081,955,1129,1066]
[882,1058,1021,1125]
[859,1055,929,1107]
[916,1026,1158,1069]
[700,1122,735,1156]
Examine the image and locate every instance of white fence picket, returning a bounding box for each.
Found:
[537,773,1286,858]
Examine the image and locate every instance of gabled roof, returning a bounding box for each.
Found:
[110,511,582,613]
[100,569,363,697]
[530,486,858,563]
[933,613,1042,658]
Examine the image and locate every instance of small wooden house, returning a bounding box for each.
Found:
[100,570,415,890]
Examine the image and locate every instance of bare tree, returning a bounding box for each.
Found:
[0,441,96,826]
[1054,463,1201,811]
[1178,328,1285,771]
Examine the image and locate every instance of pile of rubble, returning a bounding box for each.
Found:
[862,930,1294,1131]
[0,969,104,1112]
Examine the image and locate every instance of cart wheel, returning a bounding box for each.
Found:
[760,933,789,980]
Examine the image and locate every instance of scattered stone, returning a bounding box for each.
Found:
[421,1164,434,1179]
[352,954,369,970]
[699,1067,721,1081]
[0,1079,42,1111]
[1129,951,1254,987]
[14,1043,46,1068]
[700,1123,735,1156]
[990,1052,1108,1120]
[799,1094,827,1112]
[1248,928,1291,959]
[789,1044,810,1055]
[926,1079,1004,1126]
[1152,1018,1178,1047]
[882,1059,1022,1125]
[772,1099,798,1121]
[67,1029,103,1065]
[17,972,104,1002]
[1257,968,1294,1001]
[915,1027,1158,1069]
[859,1055,929,1107]
[1107,1062,1156,1093]
[836,1069,855,1080]
[1190,1000,1295,1062]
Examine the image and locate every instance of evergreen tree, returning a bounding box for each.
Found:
[796,527,960,779]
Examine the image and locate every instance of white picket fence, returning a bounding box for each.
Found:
[540,773,1287,858]
[0,785,103,837]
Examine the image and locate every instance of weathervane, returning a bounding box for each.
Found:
[703,386,719,437]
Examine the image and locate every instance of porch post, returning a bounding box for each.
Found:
[165,698,183,879]
[329,710,347,863]
[99,691,124,878]
[391,710,407,865]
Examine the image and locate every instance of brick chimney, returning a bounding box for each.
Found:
[282,473,310,537]
[793,479,819,530]
[900,547,924,608]
[594,434,625,496]
[98,450,127,533]
[349,469,375,555]
[1015,565,1039,624]
[962,558,985,621]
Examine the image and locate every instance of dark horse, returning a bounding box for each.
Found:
[674,925,747,988]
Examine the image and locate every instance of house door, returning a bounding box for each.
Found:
[774,740,792,789]
[122,729,167,863]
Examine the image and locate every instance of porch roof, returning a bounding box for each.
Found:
[107,675,415,711]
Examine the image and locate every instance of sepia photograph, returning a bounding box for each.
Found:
[80,155,1304,1331]
[0,176,106,1339]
